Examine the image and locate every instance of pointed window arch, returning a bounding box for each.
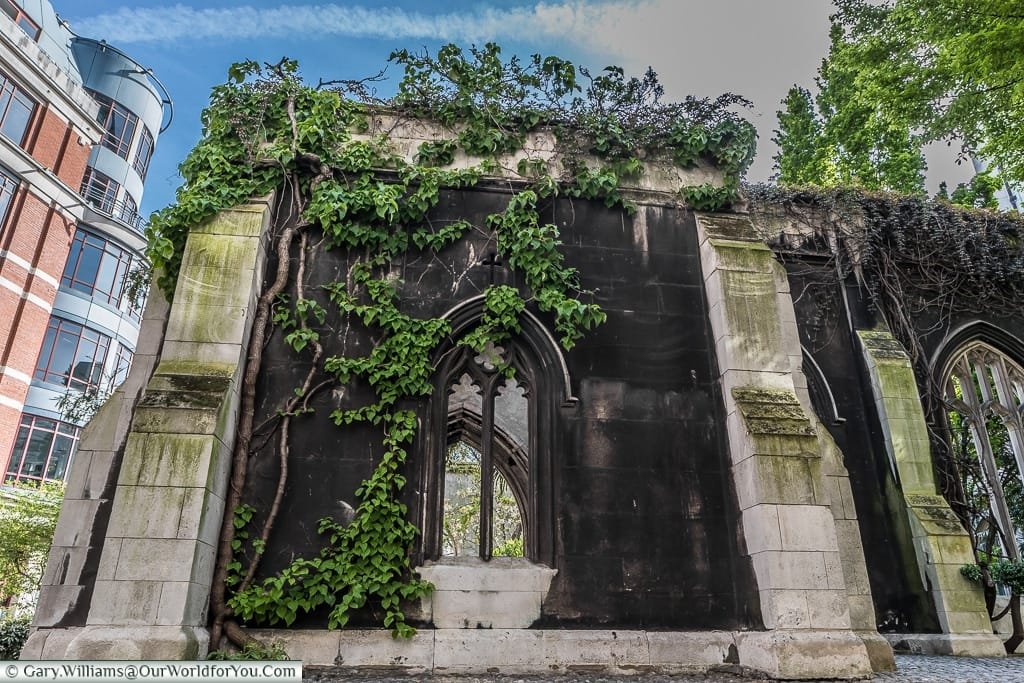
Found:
[943,341,1024,561]
[417,298,572,565]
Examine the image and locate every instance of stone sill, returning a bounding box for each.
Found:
[414,557,557,629]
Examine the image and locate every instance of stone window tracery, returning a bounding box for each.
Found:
[418,304,567,567]
[944,341,1024,560]
[436,343,530,561]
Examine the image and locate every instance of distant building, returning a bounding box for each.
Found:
[0,0,170,483]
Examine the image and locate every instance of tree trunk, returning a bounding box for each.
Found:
[1005,592,1023,654]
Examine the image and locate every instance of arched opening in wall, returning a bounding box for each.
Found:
[443,441,525,558]
[417,300,570,567]
[442,367,529,559]
[943,341,1024,564]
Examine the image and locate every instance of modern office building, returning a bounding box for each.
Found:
[0,0,169,483]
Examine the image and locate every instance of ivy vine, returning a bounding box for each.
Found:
[143,46,757,652]
[745,180,1024,565]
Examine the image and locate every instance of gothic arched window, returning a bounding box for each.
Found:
[416,300,571,566]
[943,342,1024,561]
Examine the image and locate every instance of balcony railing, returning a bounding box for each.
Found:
[80,184,145,233]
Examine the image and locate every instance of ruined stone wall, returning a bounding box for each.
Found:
[247,186,761,629]
[783,259,943,633]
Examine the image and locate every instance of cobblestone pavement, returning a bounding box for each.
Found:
[305,654,1024,682]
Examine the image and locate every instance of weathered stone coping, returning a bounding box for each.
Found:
[353,111,725,203]
[247,628,873,679]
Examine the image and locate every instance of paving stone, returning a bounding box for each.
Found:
[303,654,1024,682]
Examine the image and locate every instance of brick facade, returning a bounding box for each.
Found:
[0,106,88,470]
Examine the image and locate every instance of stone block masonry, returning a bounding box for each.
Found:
[695,212,876,679]
[858,329,1005,657]
[23,196,274,660]
[20,118,1008,675]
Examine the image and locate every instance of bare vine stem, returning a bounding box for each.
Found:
[235,231,325,597]
[209,198,304,650]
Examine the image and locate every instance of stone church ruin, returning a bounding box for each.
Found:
[18,53,1024,679]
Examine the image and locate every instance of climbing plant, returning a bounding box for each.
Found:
[144,45,756,652]
[745,183,1024,345]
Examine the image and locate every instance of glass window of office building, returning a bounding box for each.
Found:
[6,415,80,483]
[0,1,40,41]
[133,125,154,179]
[33,316,112,392]
[0,69,35,145]
[91,91,138,159]
[0,164,16,229]
[80,167,120,214]
[61,229,134,306]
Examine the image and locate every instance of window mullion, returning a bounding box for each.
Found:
[991,356,1024,484]
[968,418,1021,561]
[957,360,1021,560]
[479,373,499,561]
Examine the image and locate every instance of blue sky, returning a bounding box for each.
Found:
[58,1,968,216]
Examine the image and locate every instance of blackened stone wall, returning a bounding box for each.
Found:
[246,186,760,630]
[780,256,942,634]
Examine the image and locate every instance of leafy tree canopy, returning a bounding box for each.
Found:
[0,482,62,615]
[771,86,826,186]
[828,0,1023,188]
[773,21,928,194]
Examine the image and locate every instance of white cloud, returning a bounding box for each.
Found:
[68,1,615,45]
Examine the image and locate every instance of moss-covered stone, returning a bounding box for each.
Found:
[697,214,761,242]
[118,433,218,489]
[732,387,817,438]
[190,196,274,237]
[713,243,775,274]
[859,328,993,638]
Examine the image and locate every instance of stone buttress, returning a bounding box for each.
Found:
[858,329,1004,657]
[23,197,273,659]
[695,212,881,679]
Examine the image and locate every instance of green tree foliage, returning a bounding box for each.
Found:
[830,0,1024,188]
[949,171,1002,209]
[0,617,30,660]
[441,442,524,558]
[0,482,62,614]
[772,86,826,185]
[772,22,927,193]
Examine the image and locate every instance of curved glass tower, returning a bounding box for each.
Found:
[1,0,170,483]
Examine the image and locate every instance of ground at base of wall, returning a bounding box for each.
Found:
[304,654,1024,683]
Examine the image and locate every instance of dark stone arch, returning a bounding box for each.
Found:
[926,320,1024,536]
[802,344,846,427]
[414,295,572,565]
